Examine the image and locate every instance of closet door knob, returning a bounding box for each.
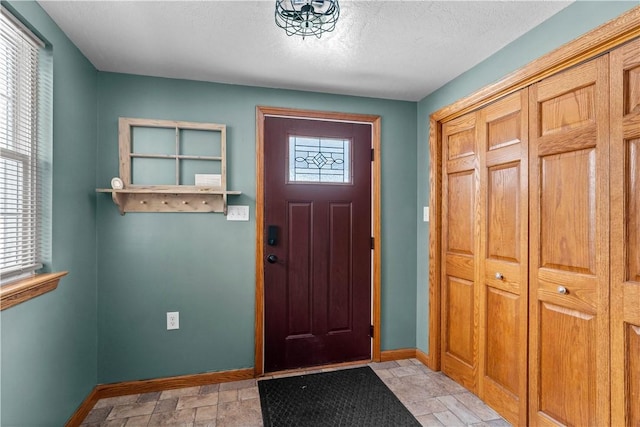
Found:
[557,286,568,295]
[495,272,503,280]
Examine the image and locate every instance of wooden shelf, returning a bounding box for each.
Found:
[97,186,241,195]
[96,187,241,215]
[98,117,241,215]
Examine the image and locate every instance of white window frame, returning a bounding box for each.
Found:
[1,7,45,284]
[0,7,64,307]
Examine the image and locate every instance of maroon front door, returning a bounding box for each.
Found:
[263,116,372,372]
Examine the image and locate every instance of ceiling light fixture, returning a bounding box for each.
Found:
[275,0,340,39]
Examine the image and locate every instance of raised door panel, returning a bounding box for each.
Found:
[287,202,313,336]
[447,171,475,256]
[629,140,640,282]
[327,203,353,333]
[538,303,596,426]
[487,163,520,262]
[484,287,519,396]
[627,325,640,425]
[448,128,476,160]
[477,90,528,426]
[539,149,596,274]
[611,37,640,427]
[441,112,480,393]
[539,85,595,135]
[529,57,609,426]
[445,277,475,366]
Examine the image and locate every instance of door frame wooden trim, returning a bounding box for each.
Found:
[427,6,640,371]
[255,106,382,376]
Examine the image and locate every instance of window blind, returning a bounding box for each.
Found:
[1,8,45,282]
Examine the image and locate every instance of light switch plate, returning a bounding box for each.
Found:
[423,206,430,222]
[227,205,249,221]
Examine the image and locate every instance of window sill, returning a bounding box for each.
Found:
[0,271,68,311]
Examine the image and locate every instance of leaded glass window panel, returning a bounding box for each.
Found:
[288,136,351,183]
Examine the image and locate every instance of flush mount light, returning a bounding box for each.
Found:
[275,0,340,39]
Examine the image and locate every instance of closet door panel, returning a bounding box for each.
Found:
[627,325,640,425]
[629,140,640,281]
[485,287,519,395]
[538,303,596,426]
[478,90,528,425]
[539,85,595,134]
[539,149,596,274]
[448,127,476,160]
[447,171,475,256]
[529,57,610,427]
[611,37,640,427]
[445,277,475,365]
[441,113,480,393]
[486,163,520,262]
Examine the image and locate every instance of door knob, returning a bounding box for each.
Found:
[557,285,568,295]
[266,254,278,264]
[495,272,503,280]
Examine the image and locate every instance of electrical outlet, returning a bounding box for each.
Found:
[227,205,249,221]
[423,206,430,222]
[167,312,179,330]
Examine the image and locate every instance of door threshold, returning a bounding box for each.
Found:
[260,358,372,378]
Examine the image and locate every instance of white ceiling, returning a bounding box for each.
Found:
[37,1,573,102]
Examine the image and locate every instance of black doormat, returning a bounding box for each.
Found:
[258,366,421,426]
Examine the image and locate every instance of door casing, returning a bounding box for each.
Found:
[255,106,382,376]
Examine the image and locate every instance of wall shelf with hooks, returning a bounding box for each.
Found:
[97,118,241,215]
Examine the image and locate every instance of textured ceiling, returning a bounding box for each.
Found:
[37,1,573,102]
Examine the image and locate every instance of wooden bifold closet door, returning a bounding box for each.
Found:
[440,48,637,427]
[441,89,529,425]
[441,112,480,394]
[610,37,640,427]
[477,91,529,426]
[529,56,610,427]
[437,11,640,426]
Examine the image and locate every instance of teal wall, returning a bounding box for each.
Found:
[96,73,418,383]
[0,1,98,426]
[415,1,640,353]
